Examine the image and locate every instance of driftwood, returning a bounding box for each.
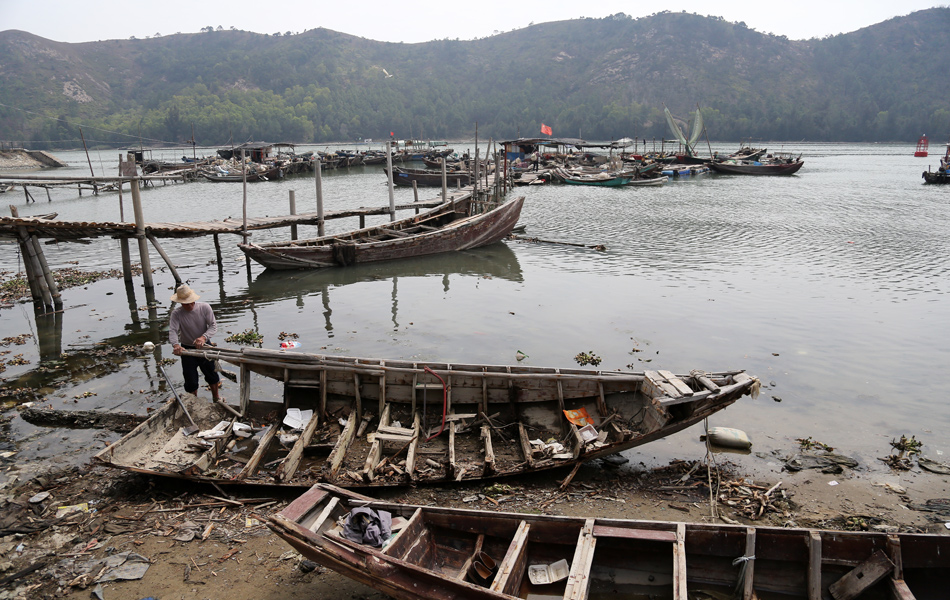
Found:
[20,407,147,433]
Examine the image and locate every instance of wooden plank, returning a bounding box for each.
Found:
[238,423,278,479]
[564,519,597,600]
[382,507,424,559]
[373,432,417,443]
[353,370,362,421]
[886,534,903,580]
[592,525,677,542]
[658,369,694,396]
[691,369,720,392]
[491,520,530,596]
[277,409,322,482]
[406,412,420,477]
[743,527,756,600]
[448,412,457,479]
[239,363,251,415]
[327,411,357,478]
[362,404,391,482]
[828,550,894,600]
[481,368,489,416]
[280,488,328,522]
[376,425,415,437]
[482,425,495,475]
[888,578,916,600]
[597,382,608,417]
[307,496,340,533]
[456,533,485,582]
[673,522,687,600]
[518,422,534,468]
[808,531,822,600]
[556,374,565,412]
[644,370,681,399]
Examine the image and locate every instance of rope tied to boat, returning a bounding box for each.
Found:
[733,554,756,596]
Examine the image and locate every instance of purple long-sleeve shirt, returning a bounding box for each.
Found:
[168,302,217,347]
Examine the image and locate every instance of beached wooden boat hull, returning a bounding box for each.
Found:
[238,194,524,270]
[269,483,949,600]
[710,160,804,175]
[94,348,758,489]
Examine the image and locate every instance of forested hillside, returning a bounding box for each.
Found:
[1,9,948,149]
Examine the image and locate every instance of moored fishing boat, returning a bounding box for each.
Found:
[237,192,523,270]
[710,152,804,176]
[385,166,472,187]
[268,483,949,599]
[199,164,284,182]
[921,141,950,184]
[94,348,758,489]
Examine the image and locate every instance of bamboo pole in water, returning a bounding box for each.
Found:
[315,157,324,236]
[145,233,182,287]
[30,234,62,310]
[289,190,297,241]
[386,141,396,221]
[117,155,133,283]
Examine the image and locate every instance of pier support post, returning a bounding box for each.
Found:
[385,141,396,221]
[315,158,325,236]
[130,175,154,290]
[412,181,419,213]
[30,234,62,310]
[289,190,297,241]
[117,158,133,283]
[10,206,50,311]
[441,158,447,203]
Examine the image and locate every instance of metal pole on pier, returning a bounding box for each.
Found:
[386,141,396,221]
[315,158,324,236]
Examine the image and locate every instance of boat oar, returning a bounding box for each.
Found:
[158,363,200,436]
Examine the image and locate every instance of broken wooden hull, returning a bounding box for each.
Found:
[95,348,757,489]
[238,194,524,270]
[268,483,950,600]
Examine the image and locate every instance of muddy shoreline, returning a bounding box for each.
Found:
[0,444,948,599]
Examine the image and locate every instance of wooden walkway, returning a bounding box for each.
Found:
[0,195,466,242]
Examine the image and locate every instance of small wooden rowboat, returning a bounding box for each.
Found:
[710,155,804,175]
[269,483,949,600]
[94,348,757,489]
[386,166,472,187]
[238,193,524,270]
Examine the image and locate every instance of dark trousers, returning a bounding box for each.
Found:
[180,349,220,393]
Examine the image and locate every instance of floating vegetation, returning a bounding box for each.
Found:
[574,351,601,367]
[0,334,33,346]
[277,331,299,341]
[73,391,97,399]
[0,267,145,303]
[797,436,835,453]
[225,329,264,346]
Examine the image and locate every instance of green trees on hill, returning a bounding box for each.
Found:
[1,8,949,149]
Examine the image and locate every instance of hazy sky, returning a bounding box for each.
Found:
[1,1,946,44]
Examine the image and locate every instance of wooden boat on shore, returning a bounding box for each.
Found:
[238,193,524,270]
[95,348,758,489]
[269,482,949,600]
[385,166,472,187]
[710,153,804,176]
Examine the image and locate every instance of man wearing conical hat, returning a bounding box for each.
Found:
[168,284,222,401]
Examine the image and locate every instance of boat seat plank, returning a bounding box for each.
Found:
[308,496,340,533]
[674,523,687,600]
[327,411,357,478]
[592,525,677,542]
[281,488,328,522]
[491,520,530,596]
[377,425,415,437]
[382,507,424,558]
[564,519,597,600]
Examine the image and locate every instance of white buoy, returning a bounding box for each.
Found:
[143,341,155,351]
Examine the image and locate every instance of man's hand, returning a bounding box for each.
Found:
[195,336,206,349]
[172,344,183,356]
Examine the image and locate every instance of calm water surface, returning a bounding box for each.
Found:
[1,142,948,478]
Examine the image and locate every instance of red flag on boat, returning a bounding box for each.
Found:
[541,123,552,136]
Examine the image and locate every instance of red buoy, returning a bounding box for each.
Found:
[915,134,929,157]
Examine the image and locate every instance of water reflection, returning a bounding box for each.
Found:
[235,243,522,335]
